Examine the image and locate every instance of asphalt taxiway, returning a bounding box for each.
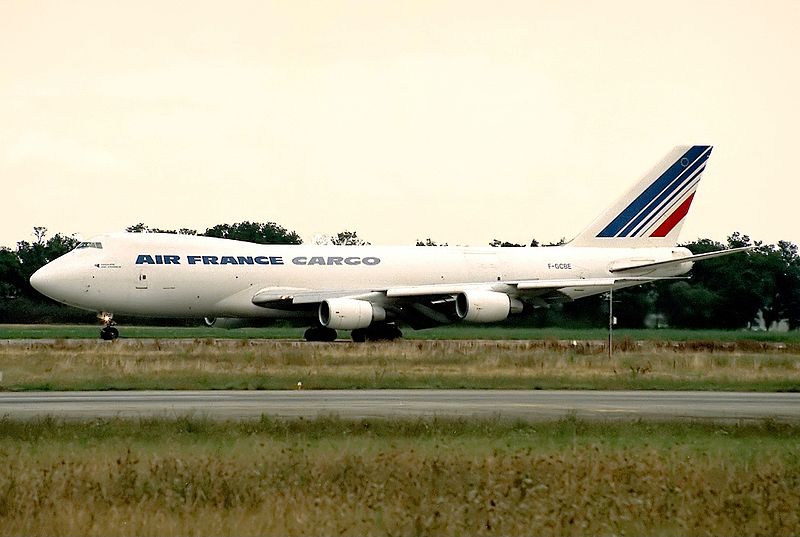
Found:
[1,390,798,421]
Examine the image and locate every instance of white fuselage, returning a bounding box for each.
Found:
[30,233,693,320]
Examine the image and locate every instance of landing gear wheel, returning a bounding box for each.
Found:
[100,326,119,341]
[98,312,117,340]
[351,328,367,343]
[366,323,403,342]
[304,326,338,342]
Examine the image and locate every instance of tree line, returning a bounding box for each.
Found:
[562,234,800,331]
[1,223,798,330]
[481,232,800,330]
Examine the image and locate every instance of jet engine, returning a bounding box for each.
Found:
[455,291,522,323]
[319,298,386,330]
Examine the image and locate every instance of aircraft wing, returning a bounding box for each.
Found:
[384,278,664,298]
[250,276,681,327]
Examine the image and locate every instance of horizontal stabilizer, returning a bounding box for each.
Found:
[609,246,753,273]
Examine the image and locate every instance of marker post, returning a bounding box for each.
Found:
[608,287,613,360]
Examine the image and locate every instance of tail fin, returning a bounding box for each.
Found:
[567,145,712,247]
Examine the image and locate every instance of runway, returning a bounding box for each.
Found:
[1,390,799,421]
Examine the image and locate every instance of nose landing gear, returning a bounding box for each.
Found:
[98,312,119,340]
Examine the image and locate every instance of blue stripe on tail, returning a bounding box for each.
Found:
[620,151,710,237]
[630,163,706,237]
[597,145,711,238]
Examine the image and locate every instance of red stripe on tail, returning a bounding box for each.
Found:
[650,193,695,238]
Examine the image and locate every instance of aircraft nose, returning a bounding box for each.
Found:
[30,255,95,308]
[30,263,57,297]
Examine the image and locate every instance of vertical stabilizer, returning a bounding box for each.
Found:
[567,145,712,248]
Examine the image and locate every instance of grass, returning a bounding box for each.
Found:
[1,323,799,342]
[0,338,799,392]
[0,416,798,536]
[0,324,303,340]
[407,325,800,343]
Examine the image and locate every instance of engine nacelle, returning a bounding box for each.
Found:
[455,291,521,323]
[319,298,386,330]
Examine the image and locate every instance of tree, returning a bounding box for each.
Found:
[126,224,196,235]
[785,262,800,330]
[33,226,47,244]
[331,231,370,246]
[416,238,448,246]
[0,248,23,297]
[658,281,720,328]
[660,233,793,329]
[126,223,148,233]
[614,284,660,328]
[664,235,762,328]
[561,293,607,327]
[489,239,523,247]
[14,229,78,298]
[752,240,800,330]
[203,221,302,244]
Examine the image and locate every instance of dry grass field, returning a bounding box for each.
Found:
[2,324,799,342]
[0,416,798,536]
[1,334,799,535]
[0,338,798,391]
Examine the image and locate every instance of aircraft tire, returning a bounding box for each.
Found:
[366,323,403,342]
[351,328,368,343]
[100,326,119,341]
[304,326,338,342]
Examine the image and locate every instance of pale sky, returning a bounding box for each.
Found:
[1,0,798,249]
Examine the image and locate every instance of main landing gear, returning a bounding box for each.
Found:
[98,312,119,341]
[303,326,338,342]
[302,323,404,342]
[351,323,403,342]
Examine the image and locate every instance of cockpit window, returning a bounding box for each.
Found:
[75,241,103,249]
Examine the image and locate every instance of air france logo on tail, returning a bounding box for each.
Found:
[597,145,712,238]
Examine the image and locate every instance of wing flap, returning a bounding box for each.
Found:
[251,287,380,308]
[385,283,513,298]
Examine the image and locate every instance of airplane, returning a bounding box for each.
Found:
[30,145,750,341]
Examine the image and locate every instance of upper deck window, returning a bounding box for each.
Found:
[75,241,103,249]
